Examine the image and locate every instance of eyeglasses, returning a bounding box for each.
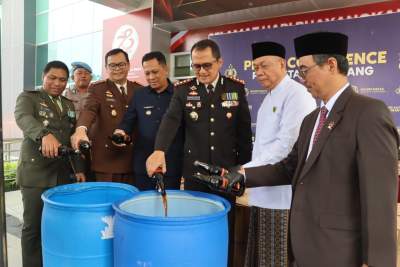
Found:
[298,64,318,79]
[107,62,128,70]
[191,60,217,72]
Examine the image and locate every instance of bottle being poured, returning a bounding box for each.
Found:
[151,168,168,217]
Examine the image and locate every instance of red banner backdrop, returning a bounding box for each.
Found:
[171,1,400,52]
[103,8,151,85]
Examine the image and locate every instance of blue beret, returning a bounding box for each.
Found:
[71,61,92,73]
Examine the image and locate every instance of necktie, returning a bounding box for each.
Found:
[52,96,63,113]
[207,84,214,95]
[120,86,126,97]
[312,106,328,146]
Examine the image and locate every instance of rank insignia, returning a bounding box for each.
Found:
[226,112,232,119]
[105,90,114,98]
[190,111,199,121]
[111,110,117,117]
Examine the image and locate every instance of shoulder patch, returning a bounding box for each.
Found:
[92,79,107,85]
[226,76,245,85]
[174,78,194,87]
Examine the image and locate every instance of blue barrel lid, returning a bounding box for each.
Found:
[42,182,139,210]
[113,190,231,225]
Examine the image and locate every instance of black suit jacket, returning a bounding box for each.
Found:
[246,86,399,267]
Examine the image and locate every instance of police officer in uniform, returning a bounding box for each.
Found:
[146,39,252,267]
[14,60,85,267]
[114,51,184,190]
[71,48,141,183]
[65,61,93,119]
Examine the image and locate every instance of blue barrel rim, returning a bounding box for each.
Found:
[42,182,139,209]
[113,190,231,223]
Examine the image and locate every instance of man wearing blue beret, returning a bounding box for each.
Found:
[65,61,93,118]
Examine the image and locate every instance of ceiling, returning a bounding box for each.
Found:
[90,0,390,32]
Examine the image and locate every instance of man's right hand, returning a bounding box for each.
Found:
[41,133,61,158]
[112,129,128,147]
[71,127,89,150]
[146,150,166,177]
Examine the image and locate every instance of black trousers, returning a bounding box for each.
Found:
[21,186,48,267]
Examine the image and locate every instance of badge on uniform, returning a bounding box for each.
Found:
[187,96,201,101]
[39,102,49,108]
[67,110,76,118]
[188,91,198,96]
[190,86,197,91]
[196,102,202,108]
[221,101,239,108]
[221,92,239,101]
[190,111,199,121]
[39,110,46,117]
[186,102,193,108]
[144,106,154,116]
[111,110,117,117]
[105,90,114,98]
[43,120,49,126]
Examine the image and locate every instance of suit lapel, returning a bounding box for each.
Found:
[292,110,318,186]
[297,86,353,182]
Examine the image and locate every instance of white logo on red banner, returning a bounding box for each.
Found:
[113,24,139,60]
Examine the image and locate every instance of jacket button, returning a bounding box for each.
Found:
[210,146,215,150]
[31,158,35,162]
[211,104,215,108]
[210,118,214,122]
[210,132,215,136]
[105,144,109,148]
[188,149,191,153]
[299,182,304,185]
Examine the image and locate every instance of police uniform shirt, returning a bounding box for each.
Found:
[154,74,252,184]
[244,75,316,209]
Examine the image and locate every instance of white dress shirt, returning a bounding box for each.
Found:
[245,74,316,209]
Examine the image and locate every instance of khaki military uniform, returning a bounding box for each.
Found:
[14,89,84,267]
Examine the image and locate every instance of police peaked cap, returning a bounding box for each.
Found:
[71,61,92,73]
[251,41,286,60]
[294,32,348,58]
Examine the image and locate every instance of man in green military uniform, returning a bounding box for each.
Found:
[14,60,85,267]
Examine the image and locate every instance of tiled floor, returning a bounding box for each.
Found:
[4,191,400,267]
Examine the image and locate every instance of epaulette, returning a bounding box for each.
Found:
[92,79,107,85]
[174,78,194,87]
[226,76,245,85]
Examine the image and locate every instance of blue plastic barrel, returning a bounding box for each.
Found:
[113,190,231,267]
[41,182,138,267]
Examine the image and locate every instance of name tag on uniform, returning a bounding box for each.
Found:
[187,96,201,101]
